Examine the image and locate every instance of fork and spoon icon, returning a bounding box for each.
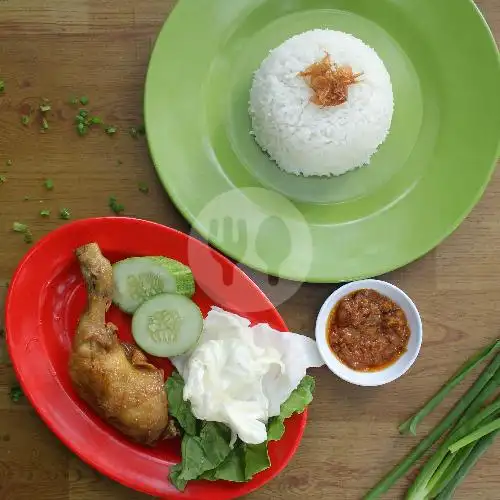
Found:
[208,216,292,286]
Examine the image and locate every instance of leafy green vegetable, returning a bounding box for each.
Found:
[59,208,71,220]
[9,385,23,402]
[201,443,246,482]
[243,442,271,479]
[165,372,315,491]
[268,375,315,441]
[178,423,232,482]
[79,96,89,105]
[201,441,271,483]
[44,178,54,190]
[165,371,197,435]
[169,463,187,491]
[13,222,29,233]
[40,209,50,217]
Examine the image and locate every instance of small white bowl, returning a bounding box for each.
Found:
[315,279,422,387]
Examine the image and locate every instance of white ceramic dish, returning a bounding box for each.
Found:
[315,279,422,386]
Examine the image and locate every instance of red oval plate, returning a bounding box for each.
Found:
[5,217,307,499]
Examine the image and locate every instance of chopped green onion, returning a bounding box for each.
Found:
[6,159,12,166]
[129,127,138,138]
[40,209,51,217]
[105,126,117,135]
[0,175,6,184]
[138,181,149,194]
[21,115,30,126]
[24,231,33,244]
[44,178,54,190]
[79,96,89,105]
[12,222,28,233]
[41,117,49,130]
[108,196,124,214]
[9,385,23,402]
[69,96,79,105]
[75,114,85,123]
[0,80,5,93]
[39,103,51,113]
[23,195,30,201]
[89,116,102,125]
[59,208,71,220]
[77,122,87,136]
[79,109,89,118]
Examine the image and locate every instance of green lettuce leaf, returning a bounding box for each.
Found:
[180,422,232,481]
[268,375,315,441]
[201,441,271,483]
[169,463,187,491]
[165,371,198,435]
[164,372,315,490]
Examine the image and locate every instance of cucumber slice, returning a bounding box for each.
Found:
[112,257,195,314]
[132,293,203,357]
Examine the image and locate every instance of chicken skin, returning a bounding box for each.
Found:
[69,243,175,446]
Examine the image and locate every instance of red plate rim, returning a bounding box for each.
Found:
[4,217,307,499]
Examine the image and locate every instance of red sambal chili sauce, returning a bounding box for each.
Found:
[326,288,411,372]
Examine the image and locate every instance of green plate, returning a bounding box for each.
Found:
[145,0,500,283]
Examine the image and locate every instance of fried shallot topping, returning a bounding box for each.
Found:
[299,52,362,107]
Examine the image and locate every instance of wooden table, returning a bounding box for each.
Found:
[0,1,498,499]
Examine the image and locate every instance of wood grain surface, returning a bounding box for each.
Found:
[0,1,499,499]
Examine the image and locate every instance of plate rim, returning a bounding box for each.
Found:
[5,216,307,499]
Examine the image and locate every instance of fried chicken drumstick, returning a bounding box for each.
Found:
[70,243,176,446]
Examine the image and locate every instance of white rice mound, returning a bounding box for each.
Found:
[249,29,394,177]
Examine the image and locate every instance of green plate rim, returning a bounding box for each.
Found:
[145,0,500,283]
